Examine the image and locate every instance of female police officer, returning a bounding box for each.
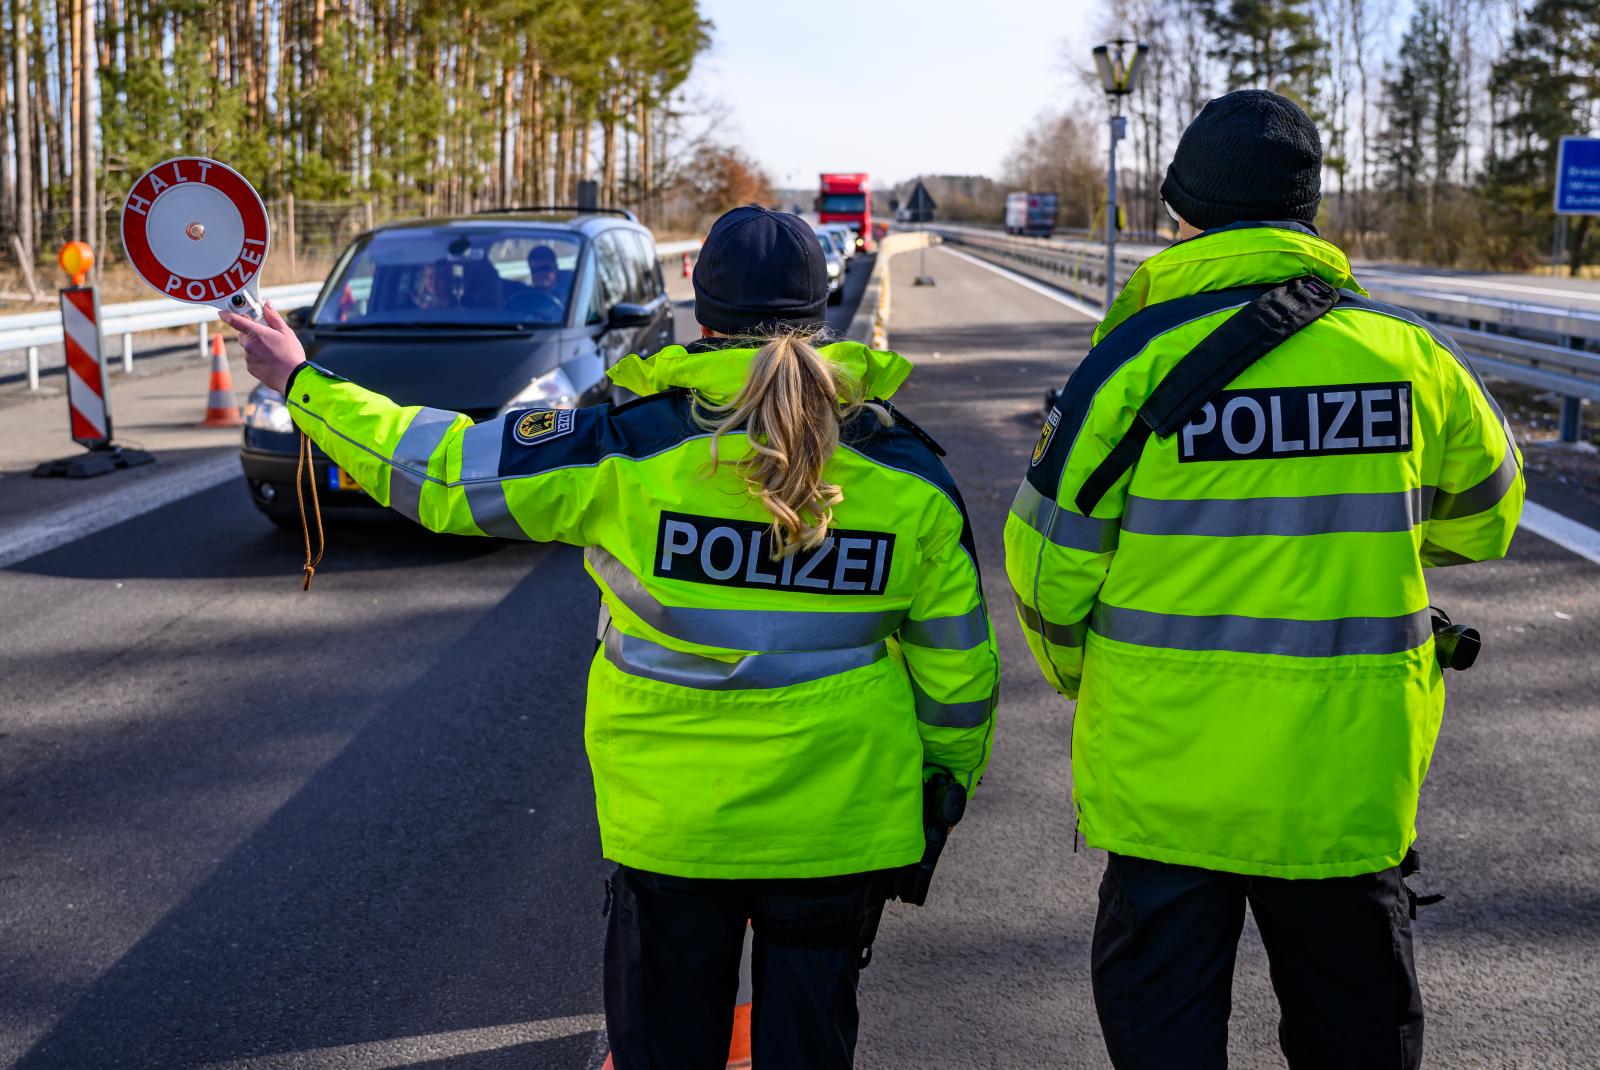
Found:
[223,205,998,1069]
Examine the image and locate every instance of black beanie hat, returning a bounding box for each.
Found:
[1160,89,1322,230]
[693,205,829,336]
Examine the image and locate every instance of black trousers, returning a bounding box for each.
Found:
[603,865,892,1070]
[1092,853,1425,1070]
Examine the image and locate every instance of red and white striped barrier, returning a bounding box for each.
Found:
[59,285,112,447]
[32,240,156,479]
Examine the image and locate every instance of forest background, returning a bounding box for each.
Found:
[956,0,1600,275]
[0,0,1597,302]
[0,0,769,299]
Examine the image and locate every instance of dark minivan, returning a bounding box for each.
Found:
[240,208,674,525]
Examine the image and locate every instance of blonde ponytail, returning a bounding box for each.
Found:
[697,331,889,558]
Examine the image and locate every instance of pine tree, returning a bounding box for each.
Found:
[1,0,714,280]
[1379,0,1466,257]
[1205,0,1326,119]
[1487,0,1600,273]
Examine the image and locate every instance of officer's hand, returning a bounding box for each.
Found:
[218,302,305,395]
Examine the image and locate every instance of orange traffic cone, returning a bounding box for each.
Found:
[725,1002,752,1069]
[601,1007,749,1070]
[202,332,244,427]
[682,251,692,278]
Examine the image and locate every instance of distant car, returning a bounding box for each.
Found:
[811,228,846,305]
[819,225,856,265]
[240,208,675,526]
[828,223,863,256]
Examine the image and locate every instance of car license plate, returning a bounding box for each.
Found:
[327,466,361,491]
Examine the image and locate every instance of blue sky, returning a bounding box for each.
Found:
[686,1,1095,188]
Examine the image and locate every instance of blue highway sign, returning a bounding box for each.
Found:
[1555,136,1600,214]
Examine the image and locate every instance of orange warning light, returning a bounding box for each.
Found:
[59,241,95,286]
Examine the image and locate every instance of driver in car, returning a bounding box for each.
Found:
[506,245,566,320]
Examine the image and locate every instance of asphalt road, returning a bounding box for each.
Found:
[3,246,1597,1069]
[949,224,1600,313]
[0,258,871,1070]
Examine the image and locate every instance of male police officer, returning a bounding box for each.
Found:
[1005,90,1523,1069]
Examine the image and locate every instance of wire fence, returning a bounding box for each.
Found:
[11,196,434,270]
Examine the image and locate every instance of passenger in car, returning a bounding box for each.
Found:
[408,259,457,311]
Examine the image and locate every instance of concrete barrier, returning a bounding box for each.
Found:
[845,231,934,348]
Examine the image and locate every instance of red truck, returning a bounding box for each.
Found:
[817,173,872,253]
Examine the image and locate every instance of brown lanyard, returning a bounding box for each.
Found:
[295,431,326,591]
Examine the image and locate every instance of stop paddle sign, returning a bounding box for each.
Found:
[121,157,271,319]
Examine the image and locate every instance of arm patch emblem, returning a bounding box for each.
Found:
[514,408,576,446]
[1031,407,1061,466]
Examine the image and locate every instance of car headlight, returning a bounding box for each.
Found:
[243,386,294,433]
[827,260,840,279]
[499,366,578,414]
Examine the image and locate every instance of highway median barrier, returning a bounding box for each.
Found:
[845,229,935,350]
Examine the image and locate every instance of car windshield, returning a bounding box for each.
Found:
[822,193,866,214]
[311,226,584,328]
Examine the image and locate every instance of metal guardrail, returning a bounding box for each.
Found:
[0,239,702,391]
[1,282,324,390]
[933,225,1600,441]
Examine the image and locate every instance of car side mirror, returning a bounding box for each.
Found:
[607,302,654,329]
[284,306,310,330]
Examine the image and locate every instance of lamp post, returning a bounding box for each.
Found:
[1093,39,1148,309]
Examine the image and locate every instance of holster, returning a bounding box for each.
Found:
[895,771,968,907]
[1399,847,1445,919]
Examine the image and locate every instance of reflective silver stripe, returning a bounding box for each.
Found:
[1431,446,1518,521]
[900,604,988,650]
[1091,603,1433,658]
[459,422,531,539]
[387,408,458,522]
[1123,488,1433,538]
[586,547,905,651]
[1011,481,1120,553]
[604,628,887,690]
[911,678,993,729]
[1012,592,1087,647]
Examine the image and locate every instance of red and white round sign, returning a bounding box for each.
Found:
[121,157,271,311]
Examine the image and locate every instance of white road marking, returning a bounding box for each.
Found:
[1519,500,1600,567]
[0,453,241,569]
[937,246,1104,320]
[198,1013,608,1069]
[1362,269,1600,308]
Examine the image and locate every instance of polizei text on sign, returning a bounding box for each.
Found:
[120,157,271,306]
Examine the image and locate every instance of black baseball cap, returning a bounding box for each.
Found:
[693,205,829,335]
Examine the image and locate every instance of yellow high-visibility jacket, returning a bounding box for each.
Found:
[286,337,999,878]
[1006,222,1523,878]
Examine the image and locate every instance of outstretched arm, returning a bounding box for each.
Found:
[221,305,607,543]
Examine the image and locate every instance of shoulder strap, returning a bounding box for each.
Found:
[1072,275,1339,517]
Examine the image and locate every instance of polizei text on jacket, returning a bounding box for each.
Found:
[1180,381,1413,462]
[654,512,895,595]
